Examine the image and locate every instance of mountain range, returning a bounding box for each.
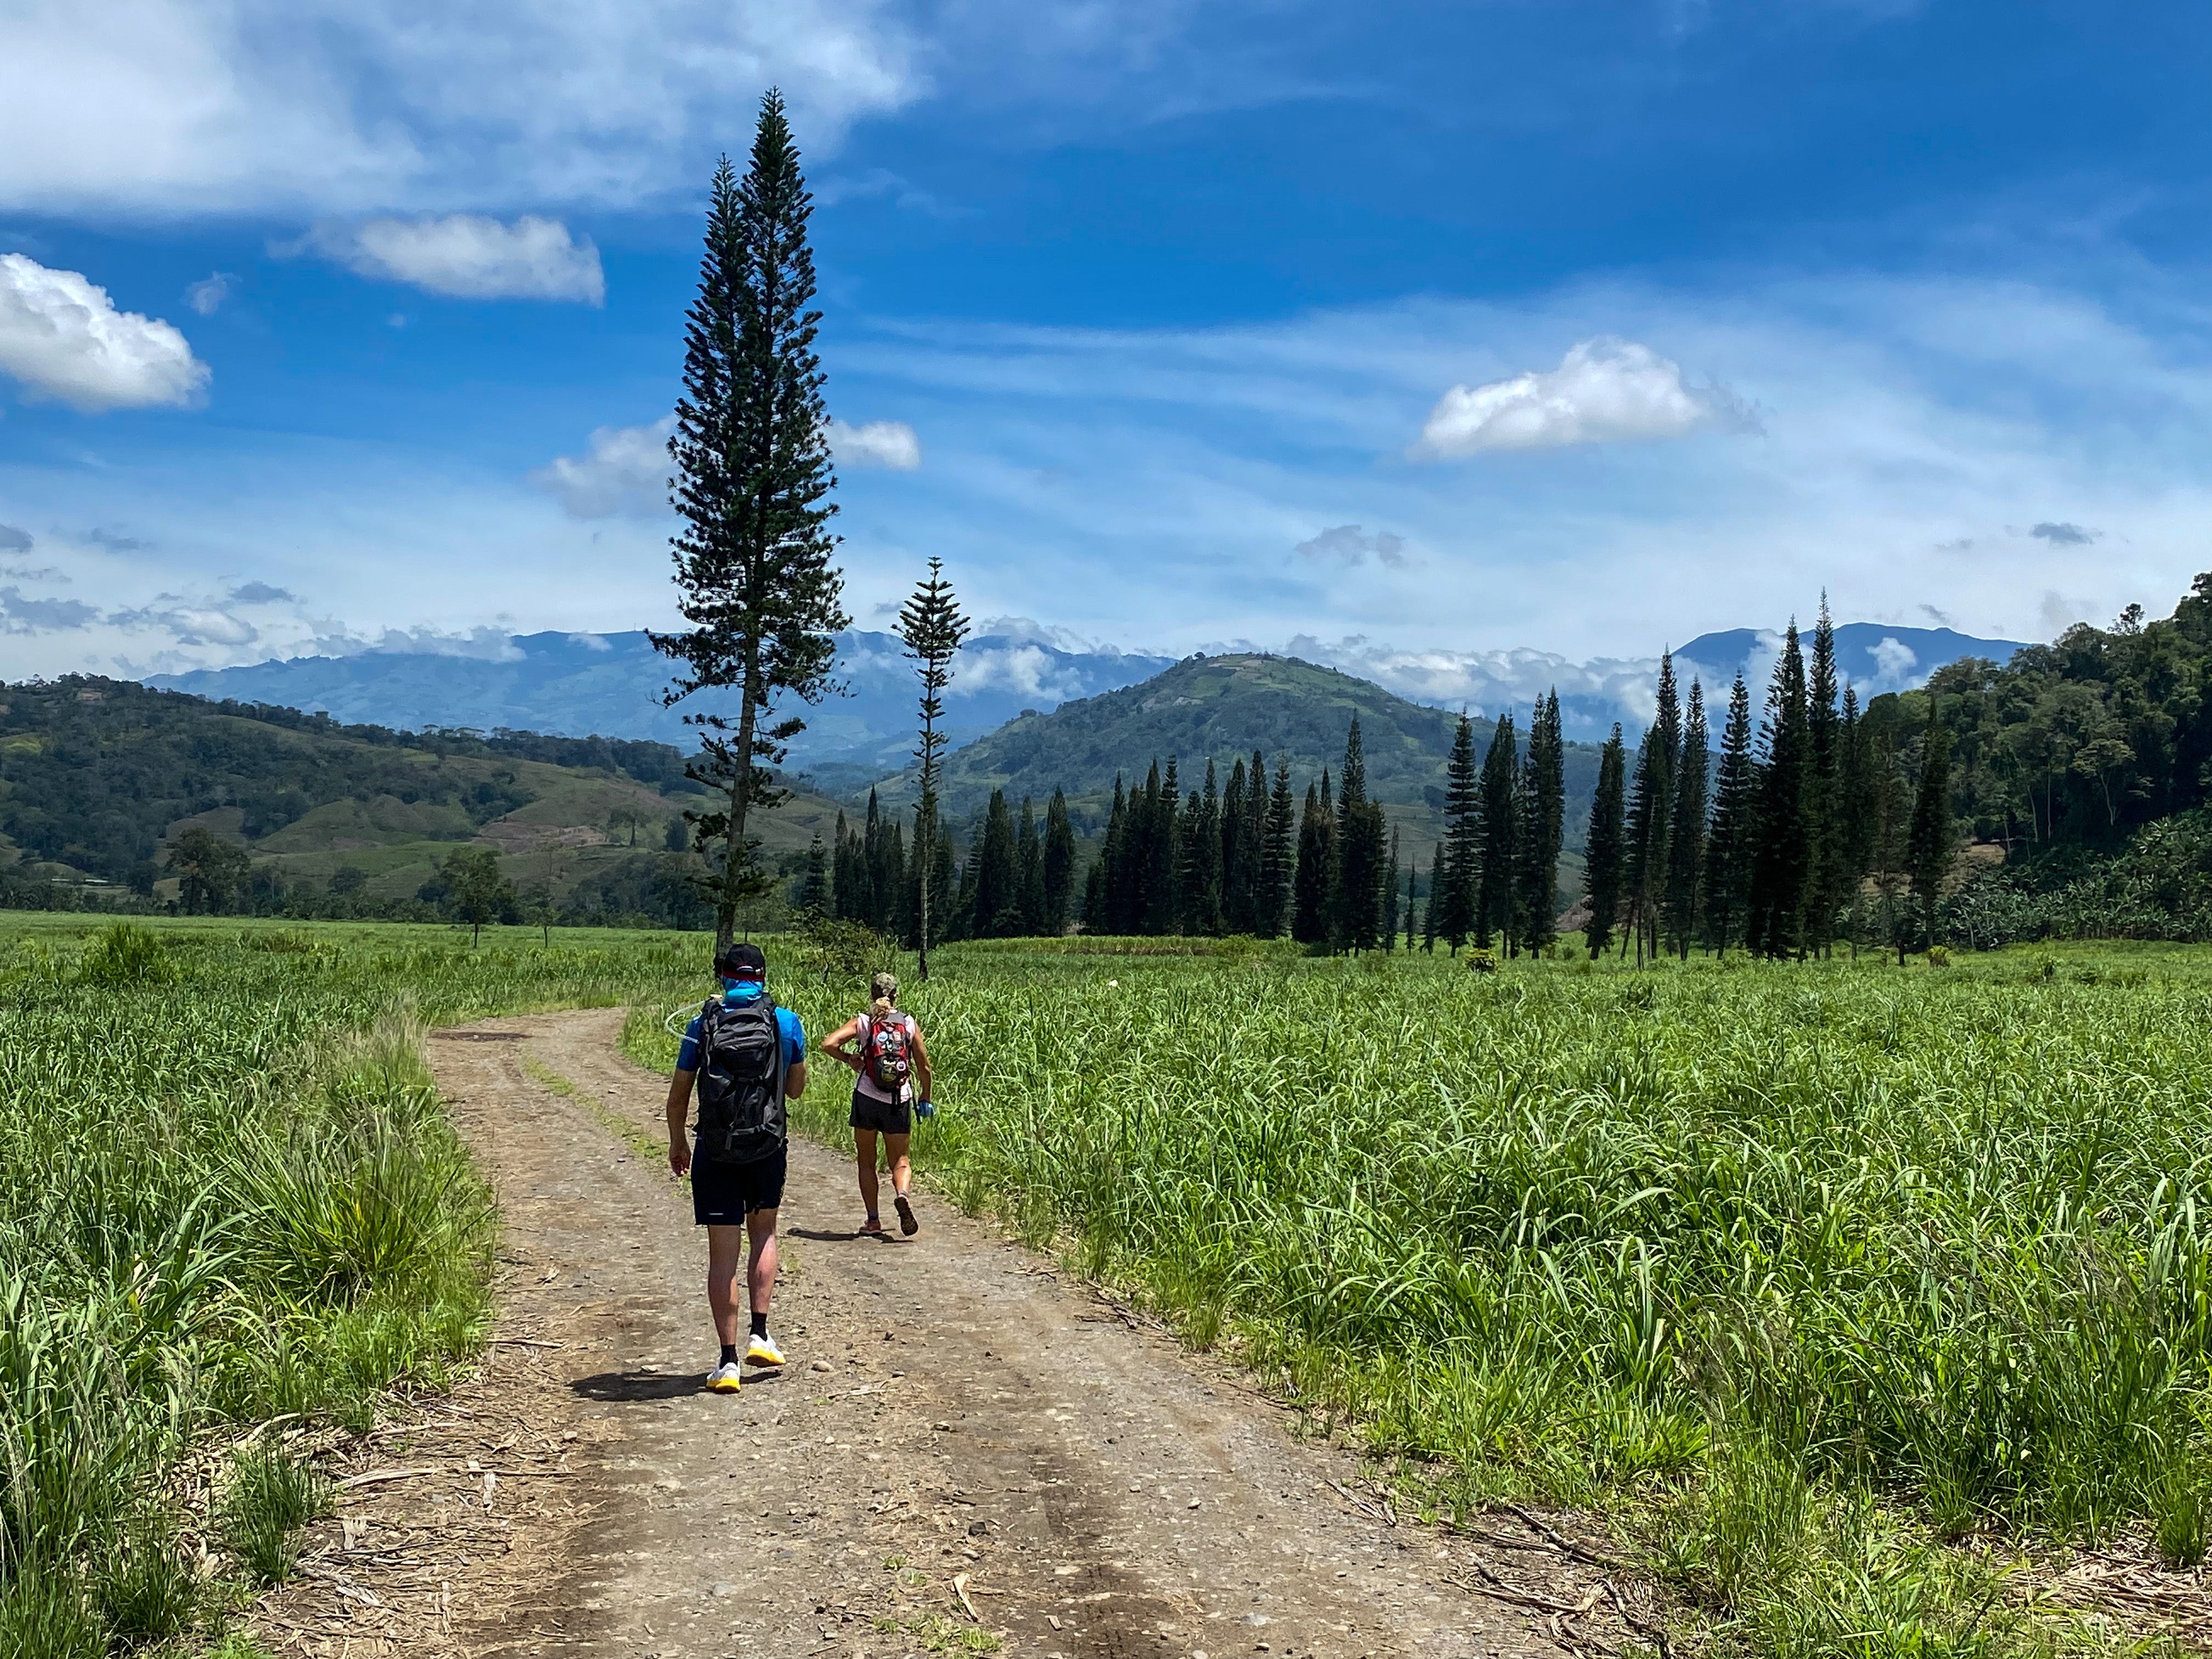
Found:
[149,618,2029,787]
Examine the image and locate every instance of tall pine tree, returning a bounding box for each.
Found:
[894,557,969,974]
[1584,724,1627,957]
[1042,788,1076,935]
[1908,707,1954,949]
[655,100,848,945]
[1622,655,1680,964]
[1747,622,1812,958]
[1293,777,1332,945]
[1332,720,1386,951]
[1661,680,1708,958]
[1804,600,1844,955]
[1516,691,1566,954]
[1701,672,1756,954]
[1475,714,1519,949]
[1186,761,1225,935]
[1262,758,1296,938]
[1436,712,1481,953]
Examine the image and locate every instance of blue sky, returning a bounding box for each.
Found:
[0,0,2205,694]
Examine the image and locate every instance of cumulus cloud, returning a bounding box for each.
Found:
[1413,336,1751,458]
[829,418,922,469]
[304,216,605,303]
[1868,636,1918,684]
[1294,524,1407,568]
[227,580,294,605]
[84,528,145,551]
[0,522,31,552]
[531,417,673,518]
[185,272,233,315]
[2030,521,2097,546]
[0,586,99,634]
[0,254,209,411]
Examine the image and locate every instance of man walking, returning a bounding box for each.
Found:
[665,941,807,1393]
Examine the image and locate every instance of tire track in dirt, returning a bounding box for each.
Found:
[256,1008,1649,1659]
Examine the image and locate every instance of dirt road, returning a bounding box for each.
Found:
[252,1009,1644,1659]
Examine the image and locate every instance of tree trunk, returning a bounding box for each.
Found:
[716,669,763,949]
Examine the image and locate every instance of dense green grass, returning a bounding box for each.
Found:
[0,915,706,1657]
[637,939,2212,1657]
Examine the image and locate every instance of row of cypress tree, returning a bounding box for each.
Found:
[1423,692,1570,957]
[1076,720,1406,946]
[1578,604,1954,961]
[812,786,1080,943]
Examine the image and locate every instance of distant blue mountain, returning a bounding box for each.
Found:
[1675,623,2027,695]
[151,628,1177,782]
[150,618,2034,795]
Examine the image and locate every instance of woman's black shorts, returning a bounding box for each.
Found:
[690,1145,787,1224]
[849,1088,911,1136]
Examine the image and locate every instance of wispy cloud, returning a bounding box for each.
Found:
[829,417,922,470]
[185,272,233,315]
[531,417,674,518]
[1294,524,1407,568]
[2029,520,2097,545]
[301,217,605,303]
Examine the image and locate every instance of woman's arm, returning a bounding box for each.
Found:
[819,1015,865,1073]
[910,1023,933,1101]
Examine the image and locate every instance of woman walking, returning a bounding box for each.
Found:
[820,972,934,1236]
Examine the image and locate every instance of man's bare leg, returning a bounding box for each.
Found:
[705,1223,745,1347]
[746,1206,779,1324]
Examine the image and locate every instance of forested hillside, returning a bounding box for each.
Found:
[877,651,1606,846]
[0,678,840,926]
[1914,572,2212,941]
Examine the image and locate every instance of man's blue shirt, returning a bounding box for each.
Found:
[677,981,805,1073]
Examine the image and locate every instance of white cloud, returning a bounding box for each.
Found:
[110,601,259,647]
[830,417,922,469]
[1414,335,1750,457]
[185,272,233,315]
[0,0,924,215]
[305,216,605,303]
[1294,524,1407,568]
[531,417,674,518]
[1867,636,1917,684]
[0,254,209,411]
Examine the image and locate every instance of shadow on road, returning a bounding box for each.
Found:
[570,1370,704,1402]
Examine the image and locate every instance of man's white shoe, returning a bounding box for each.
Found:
[745,1334,786,1368]
[705,1361,743,1393]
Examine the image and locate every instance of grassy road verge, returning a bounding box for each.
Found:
[630,939,2212,1658]
[0,916,707,1657]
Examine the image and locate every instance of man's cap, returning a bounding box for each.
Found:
[715,941,768,979]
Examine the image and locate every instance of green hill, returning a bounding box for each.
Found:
[0,676,842,921]
[876,652,1604,860]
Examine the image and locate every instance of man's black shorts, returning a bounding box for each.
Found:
[690,1144,787,1224]
[849,1088,911,1136]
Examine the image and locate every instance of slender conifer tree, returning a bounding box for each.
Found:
[656,99,848,945]
[1747,622,1812,958]
[1701,672,1756,953]
[1662,680,1708,957]
[1584,724,1627,957]
[1437,713,1481,953]
[1476,715,1519,949]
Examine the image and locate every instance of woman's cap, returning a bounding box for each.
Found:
[870,970,899,1002]
[716,941,768,980]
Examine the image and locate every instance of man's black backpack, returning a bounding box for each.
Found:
[692,995,788,1165]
